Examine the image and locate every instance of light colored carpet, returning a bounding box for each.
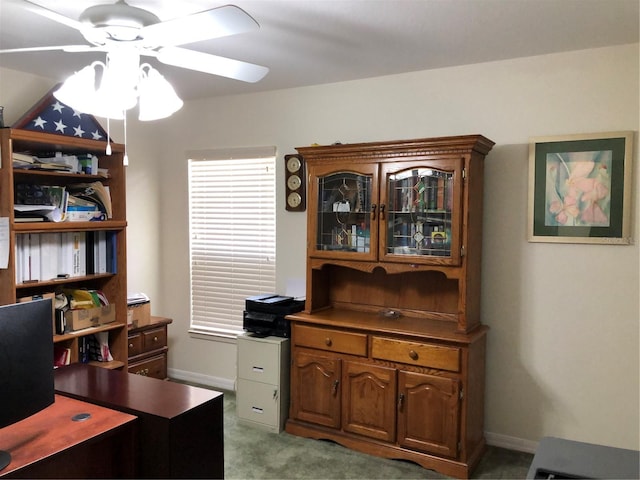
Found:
[219,389,533,479]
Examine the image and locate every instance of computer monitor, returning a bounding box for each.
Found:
[0,299,55,471]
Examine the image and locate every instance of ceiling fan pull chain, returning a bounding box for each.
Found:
[123,111,128,166]
[106,116,111,155]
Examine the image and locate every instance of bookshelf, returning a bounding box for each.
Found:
[0,128,128,369]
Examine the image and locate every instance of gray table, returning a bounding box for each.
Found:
[527,436,639,479]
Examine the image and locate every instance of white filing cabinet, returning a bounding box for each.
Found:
[236,333,290,433]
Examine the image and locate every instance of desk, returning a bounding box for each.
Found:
[0,395,136,478]
[55,364,224,479]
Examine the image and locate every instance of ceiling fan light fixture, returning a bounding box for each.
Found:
[53,63,100,113]
[54,49,182,122]
[138,64,183,121]
[90,50,139,118]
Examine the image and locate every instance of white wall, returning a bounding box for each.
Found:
[1,43,638,453]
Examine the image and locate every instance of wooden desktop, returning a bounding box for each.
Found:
[54,364,224,479]
[0,395,136,479]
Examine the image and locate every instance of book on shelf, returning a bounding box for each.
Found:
[67,181,113,219]
[66,194,105,222]
[58,231,87,278]
[53,345,72,368]
[12,152,37,166]
[14,233,41,282]
[13,183,109,223]
[40,232,60,281]
[85,231,108,274]
[33,152,77,172]
[71,231,87,277]
[14,212,47,222]
[15,230,115,284]
[13,150,102,174]
[16,152,75,171]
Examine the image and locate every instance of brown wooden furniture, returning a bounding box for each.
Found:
[285,135,494,479]
[0,394,136,478]
[55,363,224,479]
[0,129,128,369]
[128,316,172,379]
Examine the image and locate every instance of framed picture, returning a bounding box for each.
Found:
[528,131,634,244]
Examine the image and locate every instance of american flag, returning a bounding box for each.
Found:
[12,84,111,142]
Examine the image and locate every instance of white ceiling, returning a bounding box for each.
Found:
[0,0,638,101]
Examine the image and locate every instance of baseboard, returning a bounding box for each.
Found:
[168,368,236,392]
[485,432,538,454]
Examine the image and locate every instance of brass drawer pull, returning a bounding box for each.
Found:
[409,350,419,361]
[129,343,134,349]
[153,336,159,342]
[325,337,332,347]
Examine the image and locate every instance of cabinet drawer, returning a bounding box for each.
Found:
[237,379,280,427]
[371,337,460,372]
[128,332,143,357]
[128,353,167,379]
[142,327,167,353]
[238,338,281,384]
[293,324,367,356]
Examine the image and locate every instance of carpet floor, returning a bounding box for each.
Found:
[217,388,533,479]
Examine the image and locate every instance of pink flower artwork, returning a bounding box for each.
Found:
[545,150,612,227]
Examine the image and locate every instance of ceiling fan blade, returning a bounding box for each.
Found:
[17,0,85,32]
[156,47,268,83]
[141,5,259,47]
[0,45,98,54]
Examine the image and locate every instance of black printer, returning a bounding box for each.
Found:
[243,294,304,338]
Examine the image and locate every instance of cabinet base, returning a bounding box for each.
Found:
[285,419,485,479]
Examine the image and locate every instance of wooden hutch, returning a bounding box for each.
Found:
[285,135,494,478]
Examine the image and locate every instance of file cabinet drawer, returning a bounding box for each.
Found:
[293,324,367,356]
[237,379,280,427]
[238,338,281,384]
[371,336,460,372]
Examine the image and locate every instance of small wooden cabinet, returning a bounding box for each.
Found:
[236,333,290,433]
[286,136,493,479]
[128,316,172,379]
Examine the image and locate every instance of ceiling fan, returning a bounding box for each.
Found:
[0,0,269,83]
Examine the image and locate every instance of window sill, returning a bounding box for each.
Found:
[188,327,240,344]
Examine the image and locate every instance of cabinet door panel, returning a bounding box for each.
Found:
[308,163,380,262]
[290,349,341,428]
[379,159,464,266]
[342,361,396,442]
[397,371,460,458]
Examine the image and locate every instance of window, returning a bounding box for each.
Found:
[188,147,276,338]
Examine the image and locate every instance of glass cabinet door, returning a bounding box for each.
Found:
[380,160,463,265]
[309,165,378,261]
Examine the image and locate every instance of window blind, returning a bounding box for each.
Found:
[188,149,276,337]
